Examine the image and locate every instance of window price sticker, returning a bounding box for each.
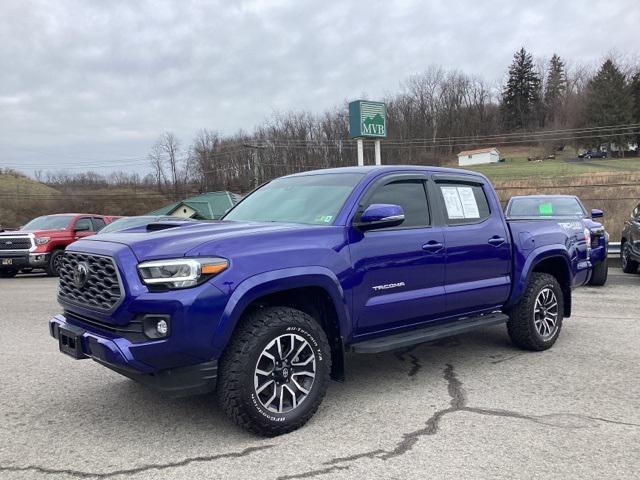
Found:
[441,186,480,220]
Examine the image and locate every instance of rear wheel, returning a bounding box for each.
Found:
[507,273,564,351]
[46,250,63,277]
[621,242,638,274]
[217,306,331,436]
[588,258,608,286]
[0,269,18,278]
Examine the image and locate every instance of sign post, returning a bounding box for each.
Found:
[348,100,386,166]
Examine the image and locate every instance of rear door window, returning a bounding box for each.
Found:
[436,182,490,225]
[92,218,106,231]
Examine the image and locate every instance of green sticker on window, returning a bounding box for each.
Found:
[538,203,554,216]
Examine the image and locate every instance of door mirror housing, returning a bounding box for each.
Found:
[591,208,604,219]
[356,204,405,230]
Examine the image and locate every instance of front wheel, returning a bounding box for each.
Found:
[46,250,63,277]
[588,258,608,286]
[507,272,564,351]
[217,306,331,436]
[621,242,638,274]
[0,269,18,278]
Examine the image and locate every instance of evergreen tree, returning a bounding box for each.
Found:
[544,54,567,126]
[501,47,542,130]
[584,59,634,151]
[630,72,640,144]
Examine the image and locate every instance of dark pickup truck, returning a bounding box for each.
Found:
[49,166,593,435]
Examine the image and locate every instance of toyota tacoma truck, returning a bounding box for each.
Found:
[505,194,608,285]
[49,166,592,436]
[0,214,114,277]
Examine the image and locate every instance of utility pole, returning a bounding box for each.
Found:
[243,142,266,188]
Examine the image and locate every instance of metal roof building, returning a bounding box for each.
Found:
[148,191,241,220]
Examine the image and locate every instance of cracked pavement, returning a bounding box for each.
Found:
[1,269,639,479]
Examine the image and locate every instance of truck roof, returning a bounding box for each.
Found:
[285,165,487,179]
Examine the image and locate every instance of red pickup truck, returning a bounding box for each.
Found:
[0,214,115,277]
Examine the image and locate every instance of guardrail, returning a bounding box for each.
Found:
[608,241,621,257]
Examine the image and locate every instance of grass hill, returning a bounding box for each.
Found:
[0,170,60,196]
[447,145,640,181]
[445,146,640,240]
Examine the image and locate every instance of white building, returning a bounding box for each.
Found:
[457,147,500,166]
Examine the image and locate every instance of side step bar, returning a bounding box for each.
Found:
[350,312,508,354]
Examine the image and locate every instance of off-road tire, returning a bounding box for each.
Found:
[46,250,63,277]
[217,306,331,436]
[588,258,608,286]
[0,269,18,278]
[621,242,638,274]
[507,272,564,351]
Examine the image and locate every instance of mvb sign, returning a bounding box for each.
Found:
[349,100,386,138]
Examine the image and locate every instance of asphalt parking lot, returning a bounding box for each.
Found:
[0,270,638,479]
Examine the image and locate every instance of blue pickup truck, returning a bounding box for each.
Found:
[49,166,593,435]
[505,194,609,285]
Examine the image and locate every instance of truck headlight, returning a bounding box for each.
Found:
[137,257,228,289]
[35,237,50,245]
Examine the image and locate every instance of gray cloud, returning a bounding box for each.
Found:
[1,0,638,173]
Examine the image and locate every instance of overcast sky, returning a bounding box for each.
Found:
[1,0,638,175]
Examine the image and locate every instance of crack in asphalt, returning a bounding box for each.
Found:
[0,445,274,479]
[276,465,350,480]
[280,362,640,478]
[393,347,423,377]
[6,364,639,480]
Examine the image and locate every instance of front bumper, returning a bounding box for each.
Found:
[0,252,49,269]
[49,314,218,397]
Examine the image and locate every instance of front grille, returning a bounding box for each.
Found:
[0,236,31,250]
[58,252,123,311]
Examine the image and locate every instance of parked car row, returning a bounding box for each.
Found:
[0,214,197,277]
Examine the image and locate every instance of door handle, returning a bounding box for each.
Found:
[488,236,506,247]
[422,241,444,253]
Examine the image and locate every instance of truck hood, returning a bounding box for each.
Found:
[83,220,305,261]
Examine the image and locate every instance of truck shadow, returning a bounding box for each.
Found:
[82,325,514,438]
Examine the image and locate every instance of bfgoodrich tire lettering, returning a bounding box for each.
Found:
[217,306,331,436]
[507,272,564,351]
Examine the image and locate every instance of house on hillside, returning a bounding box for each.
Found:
[148,191,241,220]
[457,147,500,166]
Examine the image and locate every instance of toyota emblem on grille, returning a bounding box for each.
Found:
[73,262,90,288]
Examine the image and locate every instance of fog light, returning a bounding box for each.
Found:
[156,319,168,336]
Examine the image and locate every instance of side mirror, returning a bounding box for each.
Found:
[356,204,405,230]
[74,224,91,232]
[591,208,603,219]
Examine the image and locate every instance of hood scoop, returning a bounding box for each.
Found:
[146,221,191,232]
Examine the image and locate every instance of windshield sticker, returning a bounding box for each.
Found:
[315,215,333,224]
[538,203,554,216]
[441,186,479,219]
[441,187,465,219]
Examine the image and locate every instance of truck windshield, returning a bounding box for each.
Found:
[223,173,364,225]
[507,197,585,219]
[22,215,74,230]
